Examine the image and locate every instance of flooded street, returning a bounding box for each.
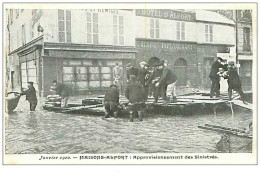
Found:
[5,97,253,154]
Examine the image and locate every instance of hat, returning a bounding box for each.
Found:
[140,61,149,66]
[126,63,132,67]
[28,82,34,85]
[228,61,235,65]
[217,57,224,62]
[110,84,117,88]
[154,60,164,67]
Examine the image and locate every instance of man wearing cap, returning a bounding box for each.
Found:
[226,61,247,104]
[125,75,145,121]
[137,61,150,101]
[104,84,120,118]
[209,57,227,98]
[147,61,164,102]
[126,63,139,82]
[50,80,72,108]
[156,60,178,103]
[113,63,123,94]
[20,82,38,111]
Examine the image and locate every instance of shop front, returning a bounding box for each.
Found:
[136,39,197,87]
[42,43,136,96]
[197,44,233,89]
[238,55,253,91]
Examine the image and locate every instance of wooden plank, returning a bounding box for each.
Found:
[198,125,252,139]
[230,100,252,110]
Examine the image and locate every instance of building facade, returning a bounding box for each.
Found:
[236,10,253,91]
[135,9,235,88]
[6,9,236,96]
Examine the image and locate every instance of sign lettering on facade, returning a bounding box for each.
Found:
[136,40,196,52]
[210,10,234,20]
[85,9,119,14]
[49,50,135,59]
[136,9,196,22]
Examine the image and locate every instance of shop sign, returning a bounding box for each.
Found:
[210,10,234,20]
[85,9,119,14]
[49,50,136,59]
[136,9,196,22]
[136,40,196,52]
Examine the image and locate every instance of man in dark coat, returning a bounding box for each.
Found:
[125,75,145,121]
[137,61,150,101]
[209,57,227,98]
[147,62,164,102]
[156,60,178,103]
[126,63,139,82]
[50,80,72,108]
[21,82,37,111]
[226,61,247,104]
[104,84,120,118]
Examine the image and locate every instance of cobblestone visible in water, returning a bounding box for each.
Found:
[4,96,253,154]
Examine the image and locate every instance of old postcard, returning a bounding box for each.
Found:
[3,3,257,164]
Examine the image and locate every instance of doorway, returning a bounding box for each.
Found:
[174,58,187,86]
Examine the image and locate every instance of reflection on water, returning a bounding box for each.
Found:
[5,98,253,154]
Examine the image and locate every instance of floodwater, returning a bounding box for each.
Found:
[5,97,253,154]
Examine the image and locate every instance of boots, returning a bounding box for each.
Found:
[172,96,177,103]
[114,111,119,118]
[138,111,143,121]
[104,112,110,118]
[129,111,134,122]
[228,92,232,101]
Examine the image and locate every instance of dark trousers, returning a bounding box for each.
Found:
[210,76,220,97]
[142,86,149,101]
[104,101,118,116]
[29,101,37,111]
[228,87,245,101]
[154,84,167,102]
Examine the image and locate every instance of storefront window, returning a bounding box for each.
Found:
[62,62,114,90]
[20,55,38,91]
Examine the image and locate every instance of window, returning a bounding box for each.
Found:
[205,25,213,43]
[150,18,159,38]
[22,24,26,45]
[62,61,114,90]
[243,27,251,51]
[16,9,19,18]
[86,12,98,44]
[113,15,124,45]
[58,10,71,43]
[10,10,13,24]
[177,22,185,41]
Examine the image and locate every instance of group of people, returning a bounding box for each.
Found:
[209,57,247,104]
[104,60,178,121]
[19,57,246,115]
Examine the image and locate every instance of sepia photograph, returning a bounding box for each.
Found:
[3,3,257,164]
